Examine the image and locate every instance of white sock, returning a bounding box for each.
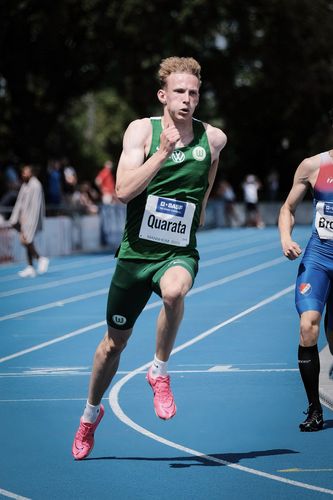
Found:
[150,355,168,378]
[82,401,101,423]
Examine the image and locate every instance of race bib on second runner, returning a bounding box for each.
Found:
[139,195,196,246]
[315,201,333,239]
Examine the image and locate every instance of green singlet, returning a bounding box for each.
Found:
[107,117,212,330]
[116,117,212,261]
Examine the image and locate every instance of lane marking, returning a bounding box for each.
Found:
[0,367,299,378]
[0,255,114,283]
[199,232,278,254]
[200,241,281,267]
[0,268,114,298]
[0,252,286,322]
[0,487,31,500]
[0,321,105,363]
[0,256,289,359]
[109,285,333,496]
[0,232,278,292]
[0,288,109,322]
[279,468,333,473]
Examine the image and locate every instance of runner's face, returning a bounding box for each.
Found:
[159,73,200,121]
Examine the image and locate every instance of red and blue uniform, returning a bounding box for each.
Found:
[296,151,333,319]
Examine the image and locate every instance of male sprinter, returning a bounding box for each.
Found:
[279,147,333,431]
[72,56,227,459]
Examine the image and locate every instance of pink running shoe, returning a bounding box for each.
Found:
[72,404,104,460]
[146,367,177,420]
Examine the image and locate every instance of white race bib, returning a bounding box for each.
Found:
[315,201,333,239]
[139,195,196,247]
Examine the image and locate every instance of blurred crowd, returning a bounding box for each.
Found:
[0,157,121,218]
[0,158,281,230]
[208,168,280,229]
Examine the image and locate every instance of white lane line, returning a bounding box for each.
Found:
[0,232,270,288]
[0,487,31,500]
[0,255,114,283]
[0,322,105,363]
[0,268,114,298]
[199,232,275,254]
[0,257,287,321]
[0,397,111,403]
[0,250,278,321]
[0,255,287,323]
[0,240,278,299]
[0,249,287,321]
[108,285,333,496]
[200,241,281,267]
[0,368,299,378]
[0,257,289,361]
[279,468,333,473]
[188,257,285,296]
[0,288,109,322]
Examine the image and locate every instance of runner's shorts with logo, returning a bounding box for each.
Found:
[106,256,198,330]
[295,232,333,318]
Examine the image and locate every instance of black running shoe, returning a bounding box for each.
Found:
[299,405,323,432]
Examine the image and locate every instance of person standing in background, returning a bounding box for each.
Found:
[95,160,117,205]
[9,165,49,277]
[242,174,265,228]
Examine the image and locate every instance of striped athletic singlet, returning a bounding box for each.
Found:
[312,151,333,240]
[295,151,333,315]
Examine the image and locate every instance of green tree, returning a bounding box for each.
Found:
[1,0,333,194]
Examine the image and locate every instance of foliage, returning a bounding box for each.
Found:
[1,0,333,194]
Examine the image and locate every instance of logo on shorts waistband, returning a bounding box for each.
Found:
[299,283,312,296]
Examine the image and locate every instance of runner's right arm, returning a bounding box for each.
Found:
[116,119,180,203]
[278,157,316,260]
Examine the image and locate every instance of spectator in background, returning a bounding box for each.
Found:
[62,163,78,207]
[46,159,62,207]
[73,181,99,215]
[266,168,280,201]
[0,163,21,213]
[242,174,265,228]
[209,177,239,228]
[95,160,117,205]
[9,165,49,277]
[217,178,239,227]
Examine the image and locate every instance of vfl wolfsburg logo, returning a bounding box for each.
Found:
[171,150,185,163]
[192,146,206,161]
[112,314,127,325]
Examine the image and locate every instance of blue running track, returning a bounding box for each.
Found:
[0,227,333,500]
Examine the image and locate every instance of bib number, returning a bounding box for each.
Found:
[139,195,195,247]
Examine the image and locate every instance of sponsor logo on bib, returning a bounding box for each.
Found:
[157,198,186,217]
[324,203,333,216]
[192,146,206,161]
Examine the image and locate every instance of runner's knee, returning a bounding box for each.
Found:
[102,327,132,355]
[300,316,320,346]
[161,282,187,308]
